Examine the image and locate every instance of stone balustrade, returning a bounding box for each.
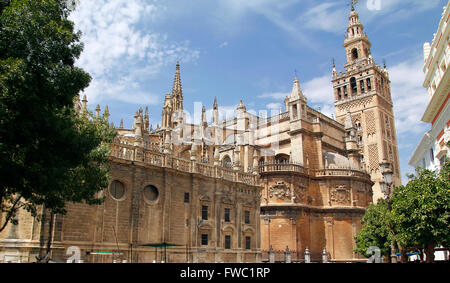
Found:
[258,162,370,180]
[314,168,370,179]
[110,143,259,186]
[259,163,307,175]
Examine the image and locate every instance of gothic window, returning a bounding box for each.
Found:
[350,77,357,95]
[337,88,342,100]
[355,120,362,131]
[358,135,363,146]
[222,155,232,169]
[360,80,365,93]
[352,48,358,60]
[430,148,434,162]
[184,192,190,203]
[292,104,298,119]
[344,86,348,97]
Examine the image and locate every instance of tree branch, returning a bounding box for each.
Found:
[0,195,23,233]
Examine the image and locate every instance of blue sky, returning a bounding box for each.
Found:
[70,0,448,184]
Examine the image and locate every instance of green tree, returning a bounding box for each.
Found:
[390,158,450,263]
[0,0,116,233]
[355,199,392,260]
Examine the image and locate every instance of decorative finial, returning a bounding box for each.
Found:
[95,104,101,118]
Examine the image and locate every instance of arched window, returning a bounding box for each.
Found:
[350,77,357,95]
[366,78,372,91]
[352,48,358,60]
[222,155,232,169]
[355,120,362,131]
[358,135,363,146]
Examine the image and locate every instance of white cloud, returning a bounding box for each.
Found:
[70,0,200,105]
[219,41,229,48]
[300,2,347,34]
[389,58,429,135]
[266,102,282,110]
[258,92,289,100]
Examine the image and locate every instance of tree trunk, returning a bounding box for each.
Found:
[399,247,408,263]
[424,243,435,263]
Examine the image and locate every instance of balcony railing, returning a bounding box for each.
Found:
[258,163,307,174]
[258,163,370,180]
[110,143,260,186]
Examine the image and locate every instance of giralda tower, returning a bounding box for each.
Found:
[332,7,402,202]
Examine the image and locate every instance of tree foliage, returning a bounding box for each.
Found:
[0,0,116,232]
[390,158,450,262]
[356,154,450,262]
[354,199,392,259]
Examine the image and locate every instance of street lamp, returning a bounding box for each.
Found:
[380,159,393,198]
[379,159,396,263]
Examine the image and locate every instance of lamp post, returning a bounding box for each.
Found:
[379,159,396,263]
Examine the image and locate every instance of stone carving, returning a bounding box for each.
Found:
[293,186,307,202]
[268,181,291,200]
[330,185,350,205]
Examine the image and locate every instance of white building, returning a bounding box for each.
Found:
[408,2,450,262]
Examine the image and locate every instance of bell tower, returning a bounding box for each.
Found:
[332,7,402,203]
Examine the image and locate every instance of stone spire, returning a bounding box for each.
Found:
[104,105,110,121]
[144,106,149,131]
[120,119,124,129]
[290,75,307,102]
[201,105,207,123]
[172,61,183,110]
[237,100,246,112]
[82,94,88,115]
[95,104,101,118]
[332,58,337,78]
[344,110,354,130]
[212,97,219,125]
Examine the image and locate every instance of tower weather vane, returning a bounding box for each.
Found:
[350,0,359,11]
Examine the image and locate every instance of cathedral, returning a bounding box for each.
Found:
[0,8,400,263]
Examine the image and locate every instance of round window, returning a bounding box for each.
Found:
[143,185,159,203]
[110,180,125,200]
